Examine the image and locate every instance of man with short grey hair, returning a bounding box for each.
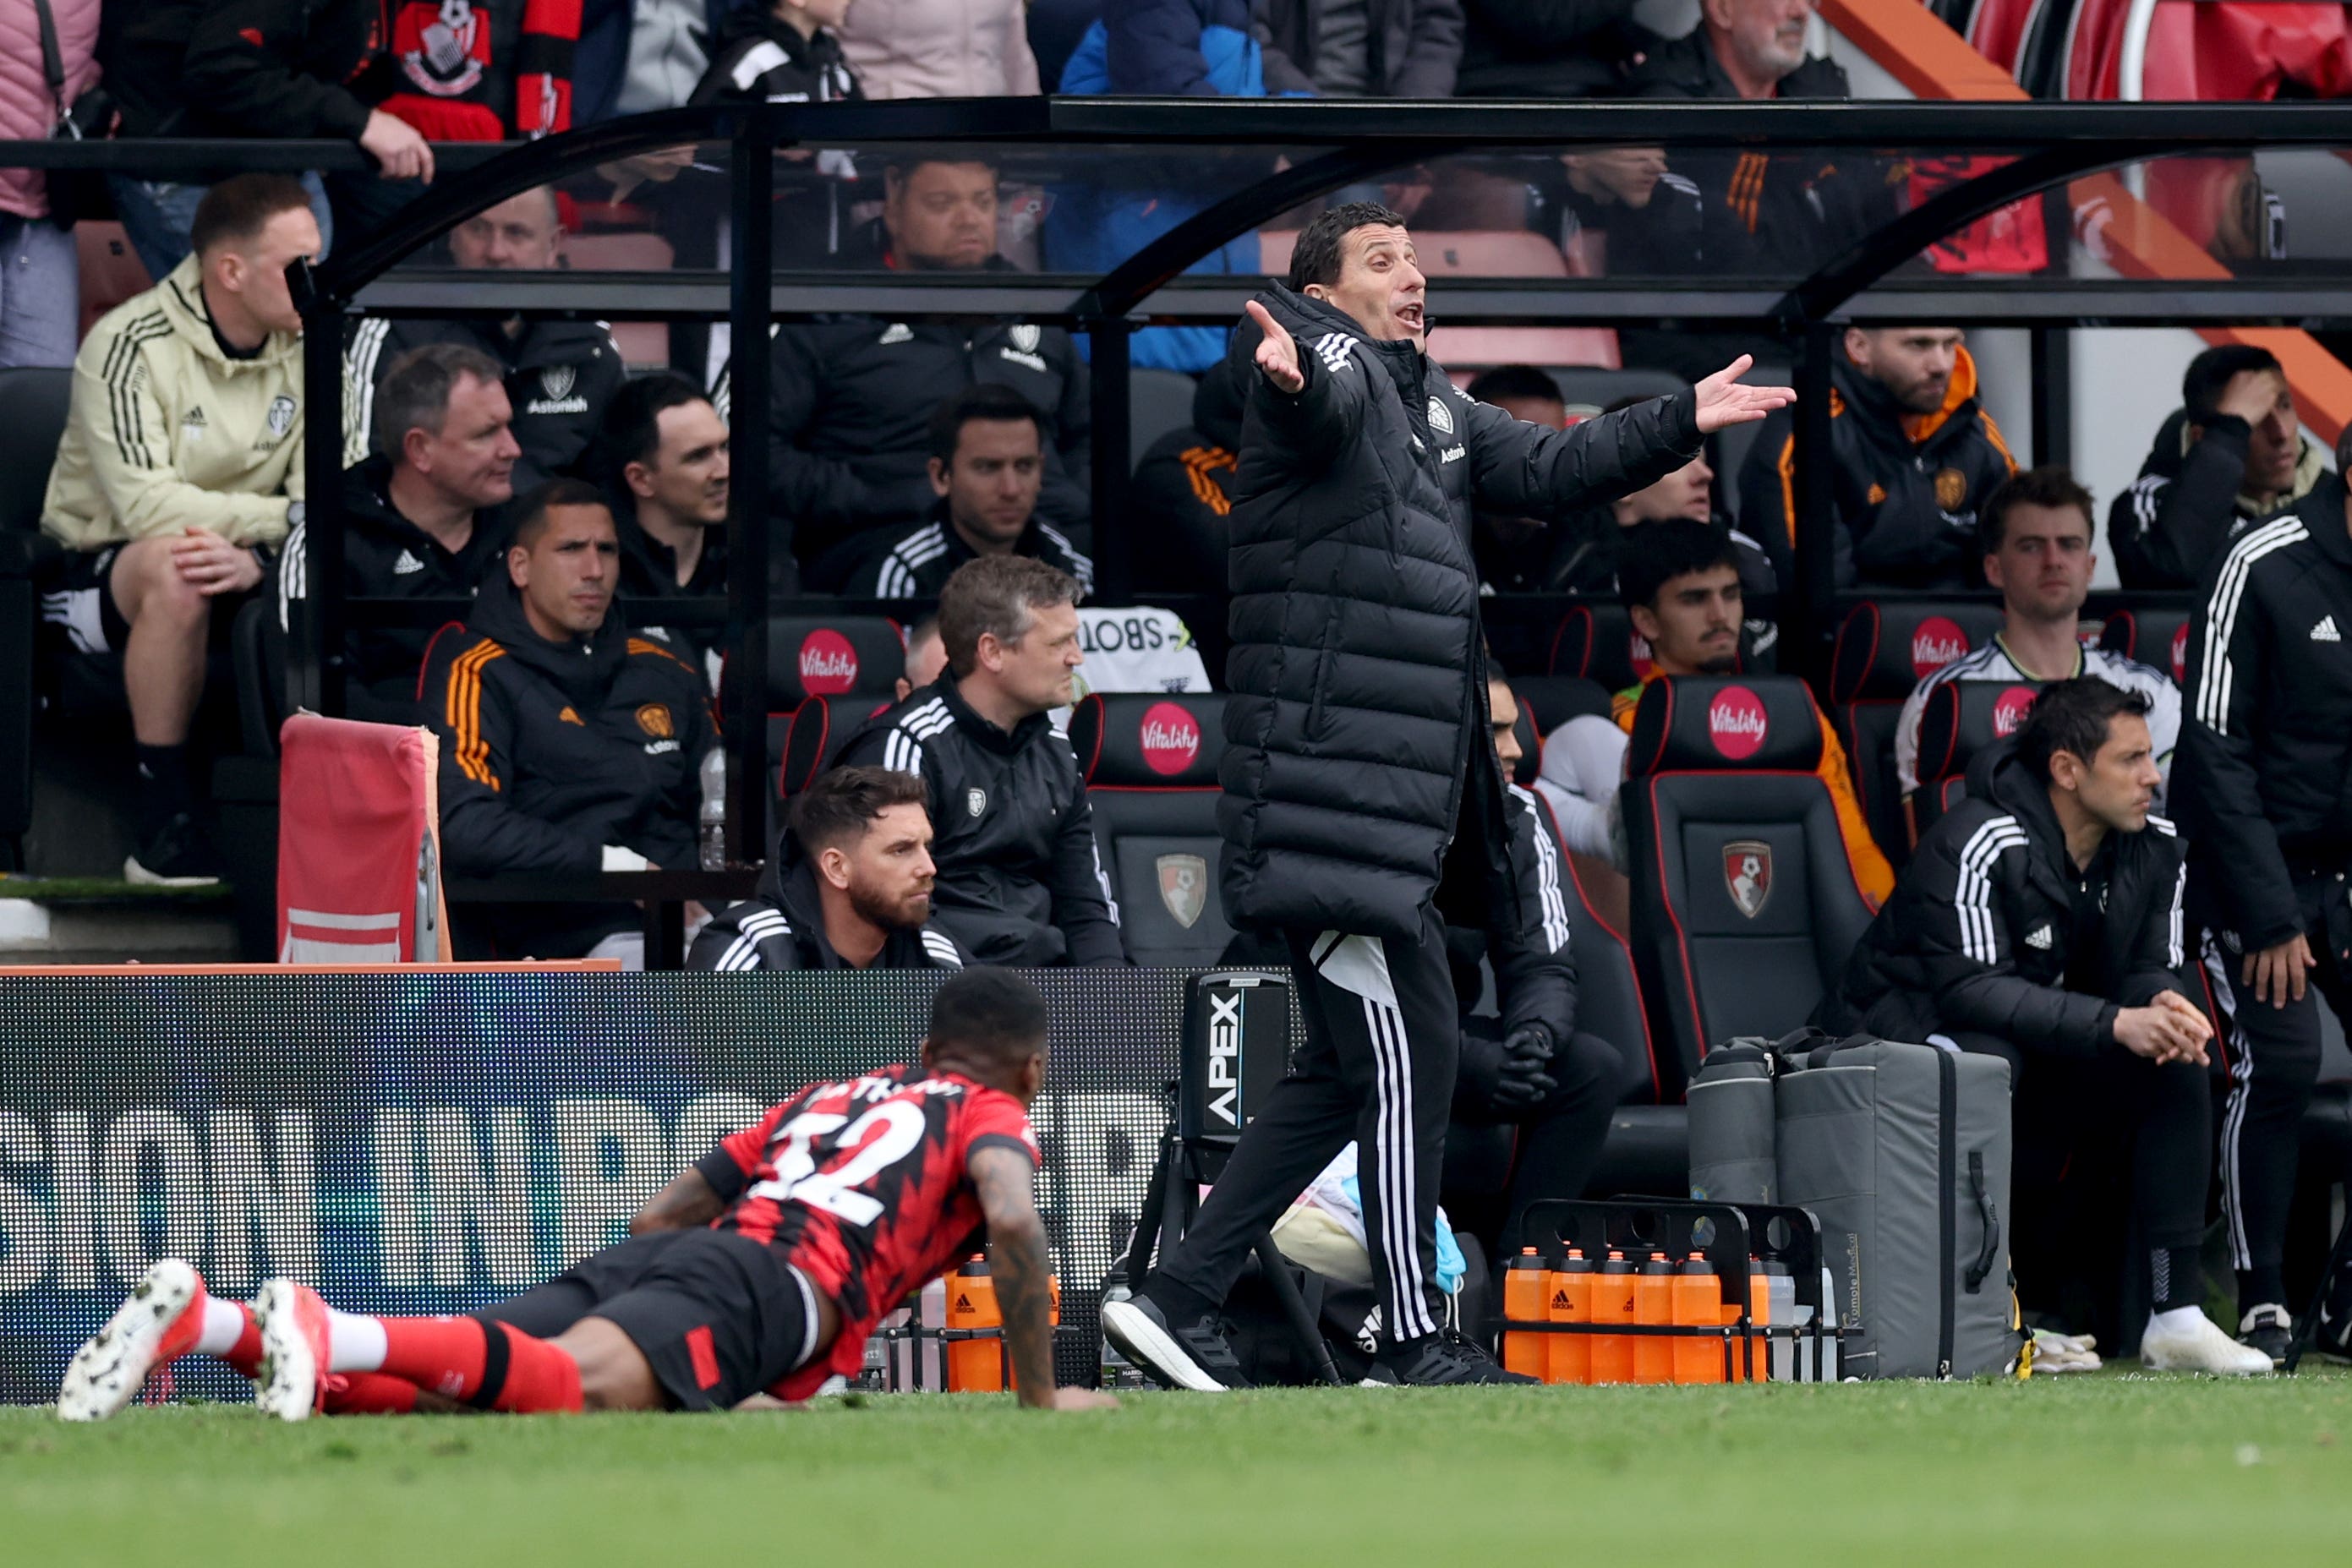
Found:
[835,555,1124,967]
[280,342,521,722]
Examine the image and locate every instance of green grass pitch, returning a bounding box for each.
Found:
[6,1372,2351,1565]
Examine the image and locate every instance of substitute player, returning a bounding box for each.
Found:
[57,970,1116,1418]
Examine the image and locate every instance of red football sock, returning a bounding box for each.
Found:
[377,1316,490,1400]
[220,1308,265,1381]
[322,1373,420,1415]
[485,1325,583,1414]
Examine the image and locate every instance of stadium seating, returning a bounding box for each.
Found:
[1065,691,1232,967]
[1909,678,2044,845]
[749,613,905,779]
[2099,604,2193,686]
[1619,676,1877,1097]
[1546,601,1648,695]
[1827,599,2005,868]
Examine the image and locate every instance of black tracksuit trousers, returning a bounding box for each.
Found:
[1158,912,1459,1349]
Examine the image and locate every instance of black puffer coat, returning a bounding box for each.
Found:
[1217,286,1701,939]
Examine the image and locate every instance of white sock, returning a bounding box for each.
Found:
[2148,1305,2203,1335]
[326,1309,389,1374]
[194,1298,250,1357]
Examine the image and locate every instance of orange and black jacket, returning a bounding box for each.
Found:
[1737,345,2016,592]
[429,575,713,949]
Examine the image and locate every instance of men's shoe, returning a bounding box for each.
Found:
[1370,1329,1540,1387]
[57,1257,207,1420]
[253,1277,333,1421]
[125,813,226,887]
[2141,1309,2273,1375]
[2310,1261,2352,1364]
[1099,1292,1253,1391]
[2238,1303,2294,1369]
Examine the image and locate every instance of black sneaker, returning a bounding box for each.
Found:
[1369,1328,1540,1387]
[1099,1292,1253,1391]
[2239,1303,2294,1369]
[2311,1267,2352,1364]
[125,813,226,887]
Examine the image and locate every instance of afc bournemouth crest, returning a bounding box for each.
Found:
[1157,853,1207,929]
[1724,839,1772,920]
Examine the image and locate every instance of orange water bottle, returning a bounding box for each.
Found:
[1742,1257,1773,1383]
[1633,1254,1676,1385]
[1671,1254,1723,1385]
[1502,1248,1550,1379]
[1547,1249,1593,1386]
[1590,1251,1637,1384]
[945,1255,1003,1391]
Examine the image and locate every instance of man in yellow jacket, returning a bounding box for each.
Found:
[41,174,318,884]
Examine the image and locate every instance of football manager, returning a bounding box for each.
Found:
[1104,199,1791,1390]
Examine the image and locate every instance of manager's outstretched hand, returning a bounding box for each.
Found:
[1247,299,1305,394]
[1693,354,1797,434]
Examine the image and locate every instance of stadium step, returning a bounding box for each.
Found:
[0,878,238,965]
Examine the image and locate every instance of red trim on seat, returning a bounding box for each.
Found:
[415,621,467,703]
[1539,792,1661,1104]
[1548,606,1590,678]
[2195,947,2232,1077]
[1648,774,1709,1078]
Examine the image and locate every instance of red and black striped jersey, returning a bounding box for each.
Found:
[695,1064,1038,1401]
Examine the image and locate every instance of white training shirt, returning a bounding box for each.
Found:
[1893,633,2182,798]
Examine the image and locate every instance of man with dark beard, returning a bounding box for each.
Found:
[692,767,967,973]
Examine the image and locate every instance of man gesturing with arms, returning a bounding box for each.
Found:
[1104,201,1791,1389]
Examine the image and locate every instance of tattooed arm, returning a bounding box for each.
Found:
[630,1167,725,1235]
[969,1144,1119,1412]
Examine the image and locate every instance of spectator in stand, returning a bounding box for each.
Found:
[1554,147,1757,382]
[689,767,967,972]
[692,0,861,104]
[1895,467,2180,800]
[1130,347,1245,594]
[380,0,582,141]
[725,156,1091,588]
[1631,0,1898,277]
[834,0,1041,97]
[1536,518,1892,899]
[39,175,318,885]
[279,342,521,724]
[97,0,433,280]
[575,0,725,123]
[853,386,1096,605]
[346,187,625,494]
[1737,325,2016,591]
[602,374,730,664]
[1255,0,1464,98]
[1816,678,2266,1375]
[429,479,714,966]
[0,0,96,369]
[2109,345,2325,590]
[894,614,947,702]
[835,556,1124,966]
[1457,0,1644,97]
[1443,669,1625,1258]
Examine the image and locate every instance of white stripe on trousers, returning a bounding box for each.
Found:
[1320,932,1436,1342]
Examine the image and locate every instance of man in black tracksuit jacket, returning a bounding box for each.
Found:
[348,314,626,498]
[429,489,714,961]
[1813,684,2263,1370]
[1100,199,1786,1389]
[834,558,1123,967]
[2174,462,2352,1356]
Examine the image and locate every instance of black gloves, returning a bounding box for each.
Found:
[1463,1024,1558,1110]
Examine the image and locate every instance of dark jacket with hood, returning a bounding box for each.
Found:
[1483,508,1778,669]
[1255,0,1464,98]
[687,844,965,972]
[1630,29,1898,279]
[612,494,728,669]
[1737,345,2016,591]
[1132,344,1248,593]
[1447,782,1581,1041]
[2174,473,2352,954]
[429,576,714,956]
[346,315,626,497]
[689,7,863,106]
[102,0,386,142]
[1814,739,2191,1056]
[1218,286,1701,939]
[835,673,1125,966]
[276,455,511,724]
[1457,0,1642,98]
[2108,406,2328,590]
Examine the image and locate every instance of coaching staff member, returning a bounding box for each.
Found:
[1817,679,2266,1374]
[2174,440,2352,1364]
[1102,199,1791,1390]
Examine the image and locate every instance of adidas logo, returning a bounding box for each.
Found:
[391,549,424,576]
[954,1294,973,1313]
[2024,925,2055,951]
[2313,615,2341,643]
